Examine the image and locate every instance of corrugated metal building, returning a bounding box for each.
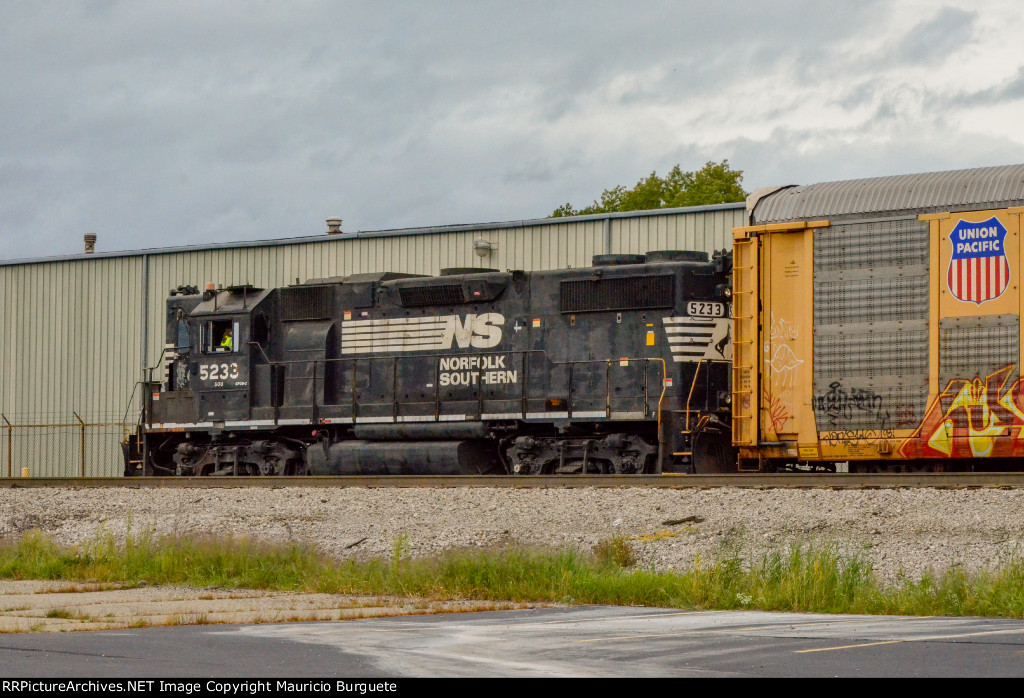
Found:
[0,202,744,476]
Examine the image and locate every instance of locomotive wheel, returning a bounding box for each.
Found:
[692,434,737,474]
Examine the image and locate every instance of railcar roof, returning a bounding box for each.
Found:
[752,164,1024,223]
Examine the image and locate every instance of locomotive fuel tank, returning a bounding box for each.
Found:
[306,440,500,475]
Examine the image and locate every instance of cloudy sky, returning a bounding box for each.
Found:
[2,0,1023,259]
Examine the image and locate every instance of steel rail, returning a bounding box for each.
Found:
[4,473,1024,488]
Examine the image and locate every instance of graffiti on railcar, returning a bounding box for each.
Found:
[813,380,891,429]
[899,364,1024,458]
[821,429,895,446]
[894,403,918,429]
[764,314,803,388]
[762,314,803,435]
[763,388,791,434]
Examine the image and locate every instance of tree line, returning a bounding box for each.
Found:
[550,160,746,217]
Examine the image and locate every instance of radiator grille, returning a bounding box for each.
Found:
[280,285,334,321]
[398,284,465,307]
[560,275,674,313]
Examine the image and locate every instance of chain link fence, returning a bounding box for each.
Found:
[0,413,134,478]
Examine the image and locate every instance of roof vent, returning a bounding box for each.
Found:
[84,234,97,254]
[439,267,498,276]
[591,254,646,266]
[326,217,343,234]
[645,250,709,263]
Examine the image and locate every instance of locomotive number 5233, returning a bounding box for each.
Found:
[686,301,725,318]
[199,363,239,381]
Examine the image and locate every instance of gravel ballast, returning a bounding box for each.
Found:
[2,487,1024,586]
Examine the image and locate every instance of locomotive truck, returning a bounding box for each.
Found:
[125,250,735,475]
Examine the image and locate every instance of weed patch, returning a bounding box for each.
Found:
[2,530,1024,618]
[44,608,74,619]
[593,536,638,569]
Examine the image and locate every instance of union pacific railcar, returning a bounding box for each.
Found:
[125,250,734,476]
[735,164,1024,472]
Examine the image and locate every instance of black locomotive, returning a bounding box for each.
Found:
[125,250,734,476]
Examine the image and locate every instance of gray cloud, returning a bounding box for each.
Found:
[0,1,1019,260]
[729,124,1024,189]
[896,6,977,65]
[938,64,1024,109]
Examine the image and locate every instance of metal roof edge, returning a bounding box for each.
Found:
[0,202,746,267]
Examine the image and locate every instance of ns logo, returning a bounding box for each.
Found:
[440,313,504,349]
[340,312,507,355]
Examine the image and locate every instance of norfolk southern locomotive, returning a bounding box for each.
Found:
[125,250,734,476]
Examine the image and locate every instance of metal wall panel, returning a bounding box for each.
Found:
[812,218,931,432]
[0,256,144,477]
[0,205,739,476]
[939,315,1020,390]
[611,208,741,256]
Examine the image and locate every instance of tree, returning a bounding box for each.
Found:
[550,160,747,217]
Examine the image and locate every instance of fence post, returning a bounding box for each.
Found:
[2,414,9,478]
[73,412,85,478]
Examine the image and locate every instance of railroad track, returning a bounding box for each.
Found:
[3,473,1024,488]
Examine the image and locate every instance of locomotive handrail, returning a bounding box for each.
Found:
[145,348,167,373]
[121,381,144,428]
[143,346,172,379]
[248,342,272,365]
[269,350,667,432]
[684,359,730,432]
[139,346,176,432]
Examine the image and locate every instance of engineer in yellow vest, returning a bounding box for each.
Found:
[220,328,233,352]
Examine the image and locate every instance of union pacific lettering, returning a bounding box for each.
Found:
[341,313,505,354]
[956,238,1002,254]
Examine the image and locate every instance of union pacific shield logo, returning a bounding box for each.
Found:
[947,217,1010,304]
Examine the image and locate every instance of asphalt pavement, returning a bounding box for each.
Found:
[3,606,1024,677]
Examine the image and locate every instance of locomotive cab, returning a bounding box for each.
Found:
[137,285,277,475]
[155,285,270,425]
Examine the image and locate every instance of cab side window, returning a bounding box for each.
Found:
[203,320,238,354]
[176,320,190,351]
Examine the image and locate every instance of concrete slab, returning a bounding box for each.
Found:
[0,580,544,633]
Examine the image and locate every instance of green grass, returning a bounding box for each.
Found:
[44,608,75,619]
[3,529,1024,618]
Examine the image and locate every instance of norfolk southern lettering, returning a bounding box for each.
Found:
[439,354,518,386]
